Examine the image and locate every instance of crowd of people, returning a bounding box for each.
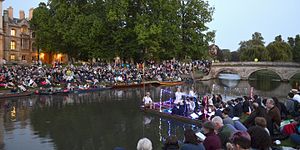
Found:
[0,60,211,92]
[140,87,300,150]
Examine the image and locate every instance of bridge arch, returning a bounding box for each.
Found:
[214,68,241,79]
[204,62,300,81]
[288,72,300,81]
[247,68,282,81]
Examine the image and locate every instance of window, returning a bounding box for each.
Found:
[10,41,16,50]
[10,55,16,61]
[22,55,26,60]
[21,26,28,33]
[11,29,16,36]
[21,38,29,49]
[32,32,35,38]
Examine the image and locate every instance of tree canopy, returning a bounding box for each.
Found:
[288,34,300,62]
[236,32,296,62]
[238,32,270,61]
[266,35,292,61]
[30,0,215,62]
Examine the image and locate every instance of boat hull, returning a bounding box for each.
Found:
[74,87,111,94]
[159,81,185,86]
[111,81,158,89]
[140,107,202,126]
[0,91,33,99]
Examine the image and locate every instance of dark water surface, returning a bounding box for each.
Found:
[0,76,299,149]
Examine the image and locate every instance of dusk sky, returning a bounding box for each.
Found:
[3,0,300,51]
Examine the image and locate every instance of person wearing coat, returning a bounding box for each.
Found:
[266,99,281,135]
[202,121,222,150]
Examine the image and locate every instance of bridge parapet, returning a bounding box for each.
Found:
[212,62,300,67]
[202,62,300,81]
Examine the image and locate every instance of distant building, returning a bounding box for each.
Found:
[0,0,67,64]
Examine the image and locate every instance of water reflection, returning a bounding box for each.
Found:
[218,79,240,88]
[0,96,54,150]
[248,79,281,91]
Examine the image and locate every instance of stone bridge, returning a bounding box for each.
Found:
[202,62,300,81]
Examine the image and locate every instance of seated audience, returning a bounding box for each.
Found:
[162,135,180,150]
[247,126,272,150]
[202,121,221,150]
[180,129,205,150]
[137,137,152,150]
[226,131,251,150]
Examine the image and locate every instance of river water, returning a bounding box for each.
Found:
[0,76,299,150]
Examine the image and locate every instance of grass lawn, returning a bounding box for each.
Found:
[279,138,297,147]
[0,87,9,91]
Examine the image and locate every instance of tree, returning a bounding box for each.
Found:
[221,49,231,61]
[288,35,300,62]
[238,32,270,61]
[31,0,215,63]
[230,51,240,61]
[178,0,214,60]
[266,35,293,61]
[30,3,54,52]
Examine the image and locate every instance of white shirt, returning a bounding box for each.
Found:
[208,97,214,106]
[174,91,183,104]
[189,90,196,98]
[143,96,152,104]
[293,94,300,103]
[189,101,195,110]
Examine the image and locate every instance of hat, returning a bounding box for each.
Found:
[202,121,215,131]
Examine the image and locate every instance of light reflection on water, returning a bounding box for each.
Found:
[0,77,298,149]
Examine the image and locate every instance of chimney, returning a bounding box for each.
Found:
[0,0,3,33]
[7,6,13,19]
[29,8,34,20]
[19,10,25,20]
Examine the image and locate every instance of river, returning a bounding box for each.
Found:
[0,75,299,150]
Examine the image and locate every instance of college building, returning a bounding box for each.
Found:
[0,0,67,64]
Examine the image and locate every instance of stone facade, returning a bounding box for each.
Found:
[0,1,37,64]
[0,1,67,64]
